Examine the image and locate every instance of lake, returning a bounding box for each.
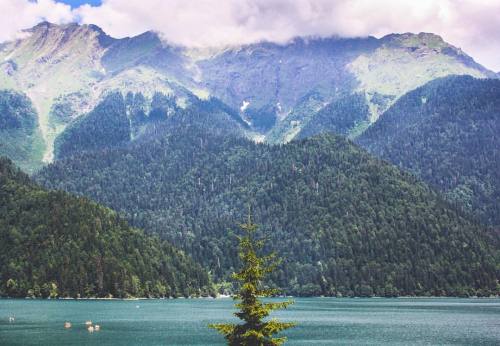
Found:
[0,298,499,345]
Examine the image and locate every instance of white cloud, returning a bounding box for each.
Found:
[1,0,499,70]
[0,0,73,42]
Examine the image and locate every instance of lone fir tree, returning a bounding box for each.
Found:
[209,213,295,345]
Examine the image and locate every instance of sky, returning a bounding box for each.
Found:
[58,0,101,8]
[0,0,499,71]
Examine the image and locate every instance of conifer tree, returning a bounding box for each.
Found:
[209,212,295,345]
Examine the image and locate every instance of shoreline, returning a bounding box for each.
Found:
[1,295,498,301]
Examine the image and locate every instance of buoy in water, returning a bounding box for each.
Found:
[64,322,71,329]
[8,316,14,323]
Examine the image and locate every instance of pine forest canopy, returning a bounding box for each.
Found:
[36,121,500,297]
[0,156,214,298]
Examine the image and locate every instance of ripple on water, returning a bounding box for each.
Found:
[0,298,499,345]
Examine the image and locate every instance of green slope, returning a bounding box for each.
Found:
[53,91,247,160]
[0,90,44,173]
[296,92,371,140]
[37,126,499,297]
[54,92,130,159]
[0,157,213,298]
[358,75,500,226]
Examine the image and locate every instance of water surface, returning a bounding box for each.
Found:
[1,298,499,345]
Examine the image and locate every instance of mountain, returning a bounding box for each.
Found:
[0,22,495,169]
[357,75,500,226]
[36,126,499,297]
[0,22,199,165]
[0,157,213,298]
[203,33,494,142]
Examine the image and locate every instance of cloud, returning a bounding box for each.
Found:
[75,0,500,71]
[0,0,74,42]
[1,0,499,70]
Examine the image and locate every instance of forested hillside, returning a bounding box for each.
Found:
[0,157,213,298]
[53,91,246,160]
[0,90,44,173]
[358,75,500,226]
[296,92,371,140]
[54,92,130,159]
[37,126,499,297]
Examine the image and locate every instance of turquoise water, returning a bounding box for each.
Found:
[0,298,499,345]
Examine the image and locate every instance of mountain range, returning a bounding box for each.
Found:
[1,21,499,297]
[0,22,495,170]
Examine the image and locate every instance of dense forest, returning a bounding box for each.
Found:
[54,92,130,159]
[358,75,500,226]
[0,90,44,172]
[297,92,371,139]
[37,124,499,297]
[54,90,246,160]
[0,157,214,298]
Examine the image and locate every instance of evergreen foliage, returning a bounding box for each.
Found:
[297,92,370,139]
[210,214,295,345]
[149,92,179,121]
[0,90,44,172]
[37,126,500,297]
[189,96,250,130]
[0,90,37,130]
[245,104,278,132]
[53,91,246,160]
[55,92,130,159]
[0,157,213,298]
[358,75,500,226]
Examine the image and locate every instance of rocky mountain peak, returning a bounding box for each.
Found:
[381,32,446,47]
[24,21,113,48]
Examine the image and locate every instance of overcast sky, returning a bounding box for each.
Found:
[1,0,499,71]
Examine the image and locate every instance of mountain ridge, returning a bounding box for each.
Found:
[1,22,494,169]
